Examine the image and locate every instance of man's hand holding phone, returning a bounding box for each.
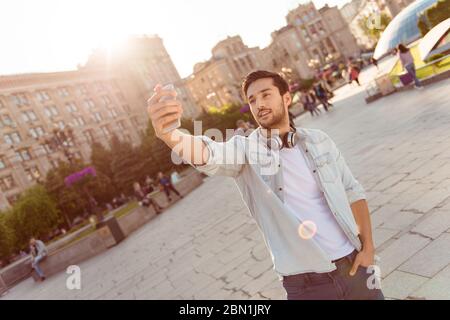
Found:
[147,84,183,141]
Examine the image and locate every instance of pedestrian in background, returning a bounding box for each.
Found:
[301,89,321,117]
[30,237,48,282]
[397,43,423,89]
[157,172,183,202]
[313,81,332,112]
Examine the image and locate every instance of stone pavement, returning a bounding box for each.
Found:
[2,63,450,300]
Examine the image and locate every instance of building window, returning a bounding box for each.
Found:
[36,90,51,102]
[326,38,336,53]
[4,132,22,144]
[25,166,41,182]
[123,134,131,143]
[29,126,45,139]
[11,93,29,107]
[101,95,111,106]
[317,21,325,34]
[21,110,37,123]
[233,60,242,73]
[84,130,94,143]
[108,108,118,119]
[309,25,318,37]
[74,116,85,126]
[0,157,6,170]
[58,87,70,97]
[44,106,59,117]
[36,143,52,156]
[2,114,16,127]
[300,26,311,41]
[50,159,59,169]
[57,121,65,130]
[0,176,16,192]
[84,99,95,109]
[122,104,131,113]
[0,98,5,109]
[93,112,102,123]
[65,102,78,113]
[78,84,88,95]
[15,149,32,162]
[246,55,255,69]
[101,126,110,137]
[131,116,140,127]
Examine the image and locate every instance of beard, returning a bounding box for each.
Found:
[256,101,287,130]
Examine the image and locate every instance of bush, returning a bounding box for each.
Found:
[0,211,15,262]
[9,185,61,249]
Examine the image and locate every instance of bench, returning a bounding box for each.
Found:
[30,225,117,282]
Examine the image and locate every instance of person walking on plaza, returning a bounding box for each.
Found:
[157,172,183,202]
[348,60,361,86]
[29,238,48,281]
[370,57,379,70]
[341,68,350,85]
[300,88,321,117]
[397,43,423,89]
[313,81,332,112]
[147,70,383,300]
[134,181,163,214]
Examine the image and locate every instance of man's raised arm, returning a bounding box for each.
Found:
[146,85,244,177]
[147,84,209,167]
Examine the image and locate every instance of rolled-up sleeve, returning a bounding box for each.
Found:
[189,135,246,178]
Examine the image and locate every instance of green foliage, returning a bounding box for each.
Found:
[418,0,450,36]
[110,135,144,195]
[8,185,61,251]
[181,103,256,138]
[0,211,15,261]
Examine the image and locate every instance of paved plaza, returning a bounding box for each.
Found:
[2,62,450,300]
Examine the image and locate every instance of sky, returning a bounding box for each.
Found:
[0,0,351,79]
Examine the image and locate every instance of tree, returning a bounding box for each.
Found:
[44,159,88,227]
[0,211,15,262]
[111,136,143,195]
[9,185,61,249]
[90,141,114,182]
[418,0,450,36]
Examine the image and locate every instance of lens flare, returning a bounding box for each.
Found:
[298,220,317,240]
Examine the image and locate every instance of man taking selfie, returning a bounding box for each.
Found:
[147,70,383,300]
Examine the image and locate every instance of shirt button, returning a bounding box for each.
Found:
[313,169,317,173]
[279,187,283,191]
[305,149,308,153]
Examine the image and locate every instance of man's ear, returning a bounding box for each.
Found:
[283,92,292,108]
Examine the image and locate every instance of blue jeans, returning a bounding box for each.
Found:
[405,63,422,87]
[32,255,46,278]
[282,250,384,300]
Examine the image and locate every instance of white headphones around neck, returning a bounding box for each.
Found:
[264,126,299,151]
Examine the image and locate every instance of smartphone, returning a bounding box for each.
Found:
[159,84,181,134]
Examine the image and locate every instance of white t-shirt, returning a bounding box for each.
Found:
[280,146,355,261]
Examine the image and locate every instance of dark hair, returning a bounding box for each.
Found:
[241,70,289,100]
[397,44,409,53]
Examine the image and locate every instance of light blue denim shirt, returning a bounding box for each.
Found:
[190,126,367,276]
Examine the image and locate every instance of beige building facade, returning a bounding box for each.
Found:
[185,36,264,111]
[0,35,201,210]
